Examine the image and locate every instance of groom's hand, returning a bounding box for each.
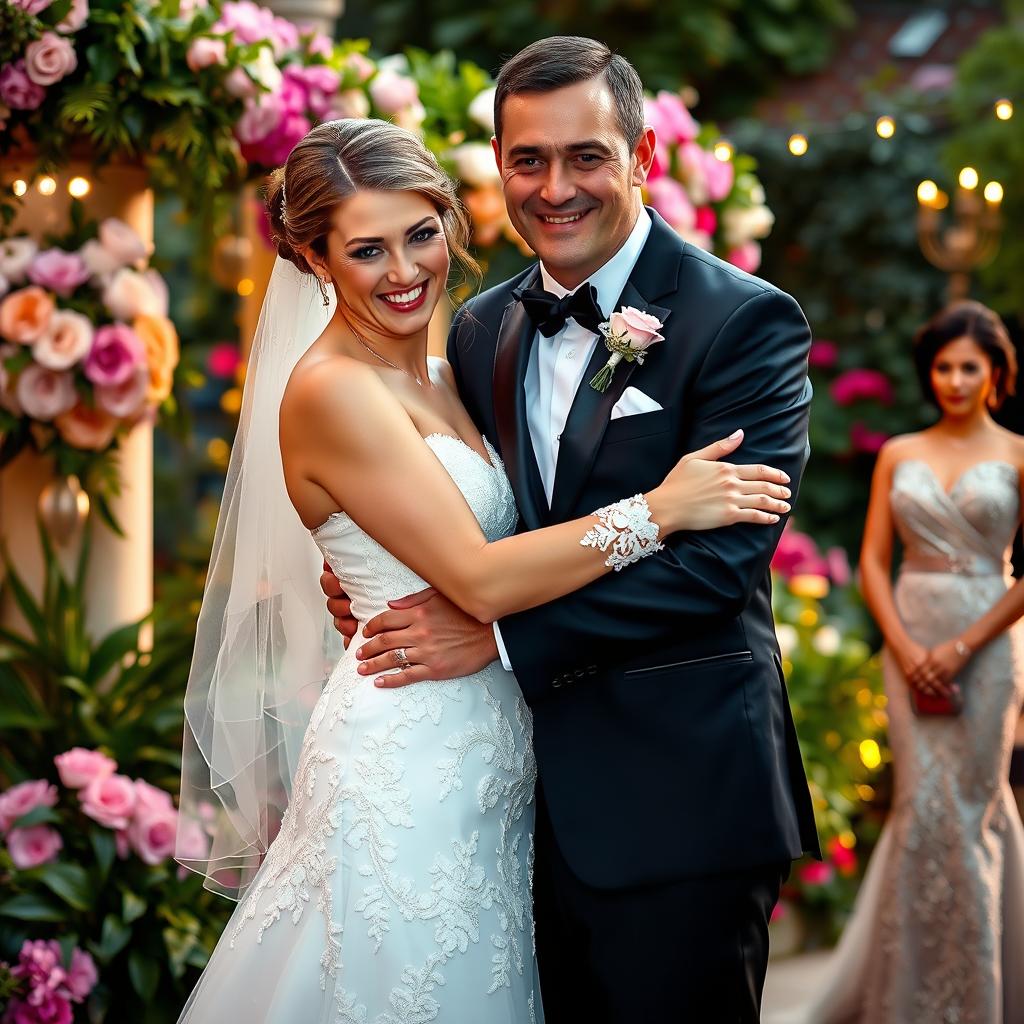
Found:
[356,588,499,688]
[321,561,357,649]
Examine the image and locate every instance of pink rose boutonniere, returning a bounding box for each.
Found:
[589,306,665,392]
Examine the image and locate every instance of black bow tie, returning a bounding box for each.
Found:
[513,283,605,338]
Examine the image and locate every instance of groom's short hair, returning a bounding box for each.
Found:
[494,36,645,150]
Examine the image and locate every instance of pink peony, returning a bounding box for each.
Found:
[0,237,38,282]
[608,306,665,351]
[129,805,178,865]
[241,110,310,167]
[235,92,284,145]
[850,421,889,454]
[214,0,293,52]
[207,341,240,378]
[79,773,136,829]
[65,949,97,1001]
[328,88,370,121]
[0,61,46,111]
[95,366,148,418]
[808,339,839,370]
[24,32,78,87]
[771,523,820,580]
[15,363,76,421]
[79,239,121,280]
[798,860,835,886]
[830,368,894,406]
[98,218,147,267]
[27,250,90,298]
[102,268,162,320]
[83,323,145,386]
[57,0,89,32]
[0,779,58,831]
[10,993,73,1024]
[7,824,63,868]
[646,176,695,232]
[286,63,340,120]
[369,69,419,114]
[32,309,93,370]
[727,241,761,275]
[54,401,119,450]
[223,66,257,98]
[54,747,116,789]
[186,36,227,72]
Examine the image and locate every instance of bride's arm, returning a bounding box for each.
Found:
[285,360,790,625]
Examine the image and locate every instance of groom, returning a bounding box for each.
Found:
[323,35,819,1021]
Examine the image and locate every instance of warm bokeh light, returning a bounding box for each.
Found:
[983,181,1004,204]
[713,140,734,162]
[875,115,895,139]
[788,133,808,157]
[917,179,938,205]
[12,179,27,197]
[219,388,242,416]
[37,176,57,196]
[206,438,231,468]
[995,98,1014,121]
[859,739,882,770]
[958,166,979,190]
[68,176,91,198]
[237,278,255,297]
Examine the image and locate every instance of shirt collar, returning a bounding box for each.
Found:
[538,206,652,319]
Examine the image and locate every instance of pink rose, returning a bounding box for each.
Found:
[646,176,695,232]
[54,401,119,450]
[694,206,717,236]
[175,815,210,861]
[133,778,174,816]
[0,237,38,282]
[608,306,665,352]
[223,66,257,98]
[7,825,63,868]
[83,323,144,386]
[241,110,310,167]
[11,0,54,12]
[676,142,709,205]
[703,149,734,202]
[98,218,148,267]
[830,368,894,406]
[27,250,90,298]
[187,37,227,72]
[54,747,117,789]
[850,421,889,454]
[25,32,78,87]
[102,269,162,321]
[0,285,54,343]
[342,51,375,84]
[79,239,121,280]
[645,91,698,146]
[129,805,178,865]
[798,861,835,887]
[826,546,851,587]
[771,523,820,580]
[95,365,148,418]
[65,949,97,1001]
[32,310,93,370]
[0,779,58,831]
[0,61,46,111]
[15,363,77,421]
[328,88,370,120]
[235,92,284,145]
[269,15,298,55]
[79,773,136,829]
[369,69,419,114]
[58,0,89,32]
[808,340,838,370]
[9,994,74,1024]
[727,241,761,275]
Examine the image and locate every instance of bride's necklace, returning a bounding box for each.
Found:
[349,325,426,388]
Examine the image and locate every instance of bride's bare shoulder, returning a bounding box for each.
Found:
[281,354,392,430]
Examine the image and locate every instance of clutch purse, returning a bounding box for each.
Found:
[910,687,963,717]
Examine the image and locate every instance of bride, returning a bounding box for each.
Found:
[173,117,792,1024]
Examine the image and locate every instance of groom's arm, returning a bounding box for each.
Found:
[497,288,811,701]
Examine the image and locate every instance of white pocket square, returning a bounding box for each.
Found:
[610,386,663,420]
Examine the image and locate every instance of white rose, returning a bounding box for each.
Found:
[722,206,775,248]
[393,101,426,132]
[328,88,370,120]
[0,238,38,283]
[79,239,121,281]
[467,86,495,133]
[98,218,148,266]
[103,269,163,321]
[812,625,842,657]
[33,309,94,370]
[143,270,169,317]
[449,142,500,188]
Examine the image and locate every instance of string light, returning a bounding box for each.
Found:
[788,133,808,157]
[12,179,27,197]
[875,115,895,139]
[37,176,57,196]
[67,176,91,198]
[983,181,1003,204]
[995,99,1013,121]
[713,140,734,162]
[958,166,979,190]
[917,179,939,205]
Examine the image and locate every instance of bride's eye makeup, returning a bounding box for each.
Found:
[342,219,441,262]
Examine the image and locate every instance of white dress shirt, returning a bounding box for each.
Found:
[493,207,653,671]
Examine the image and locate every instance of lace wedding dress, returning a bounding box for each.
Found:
[771,460,1024,1024]
[177,434,542,1024]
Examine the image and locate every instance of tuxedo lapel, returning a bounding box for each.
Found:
[548,212,681,522]
[492,268,547,531]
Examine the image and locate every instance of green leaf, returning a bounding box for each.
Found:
[94,492,126,538]
[26,862,93,911]
[90,828,117,881]
[0,893,67,922]
[58,82,114,125]
[128,949,159,1001]
[87,619,145,683]
[89,914,132,963]
[122,889,146,923]
[9,805,61,829]
[0,546,49,646]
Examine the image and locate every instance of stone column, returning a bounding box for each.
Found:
[0,159,154,640]
[264,0,343,35]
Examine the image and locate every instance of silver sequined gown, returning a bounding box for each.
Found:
[778,459,1024,1024]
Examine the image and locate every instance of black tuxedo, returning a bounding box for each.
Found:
[447,210,819,1020]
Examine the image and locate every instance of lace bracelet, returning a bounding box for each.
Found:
[580,494,664,572]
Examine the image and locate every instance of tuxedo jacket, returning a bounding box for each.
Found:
[447,209,820,890]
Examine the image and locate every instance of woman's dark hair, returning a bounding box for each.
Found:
[264,118,479,289]
[494,36,644,150]
[912,299,1017,410]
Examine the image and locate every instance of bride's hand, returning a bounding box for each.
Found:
[652,429,792,533]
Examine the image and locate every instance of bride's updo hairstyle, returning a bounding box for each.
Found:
[912,300,1017,410]
[265,118,479,289]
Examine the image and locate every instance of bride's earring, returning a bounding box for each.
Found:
[318,277,330,307]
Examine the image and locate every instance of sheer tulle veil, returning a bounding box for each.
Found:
[175,256,341,899]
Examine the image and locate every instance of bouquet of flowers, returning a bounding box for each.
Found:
[0,938,98,1024]
[0,216,179,496]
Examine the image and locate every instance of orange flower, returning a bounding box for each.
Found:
[54,402,118,451]
[133,314,180,404]
[0,286,55,344]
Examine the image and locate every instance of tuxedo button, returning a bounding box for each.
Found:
[565,348,576,360]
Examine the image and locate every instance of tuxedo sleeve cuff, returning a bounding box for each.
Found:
[492,622,514,673]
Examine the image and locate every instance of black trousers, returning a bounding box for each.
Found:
[533,795,787,1024]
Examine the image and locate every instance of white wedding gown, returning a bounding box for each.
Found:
[178,434,542,1024]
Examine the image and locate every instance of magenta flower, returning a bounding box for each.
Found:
[644,91,698,146]
[830,368,894,406]
[27,250,90,298]
[207,341,241,378]
[7,824,63,868]
[798,860,835,886]
[694,206,717,236]
[727,241,761,275]
[83,323,145,387]
[0,61,46,112]
[646,176,696,232]
[808,339,839,370]
[54,747,116,789]
[65,949,97,1002]
[771,523,822,581]
[235,92,284,145]
[286,63,340,120]
[0,779,58,831]
[850,421,889,454]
